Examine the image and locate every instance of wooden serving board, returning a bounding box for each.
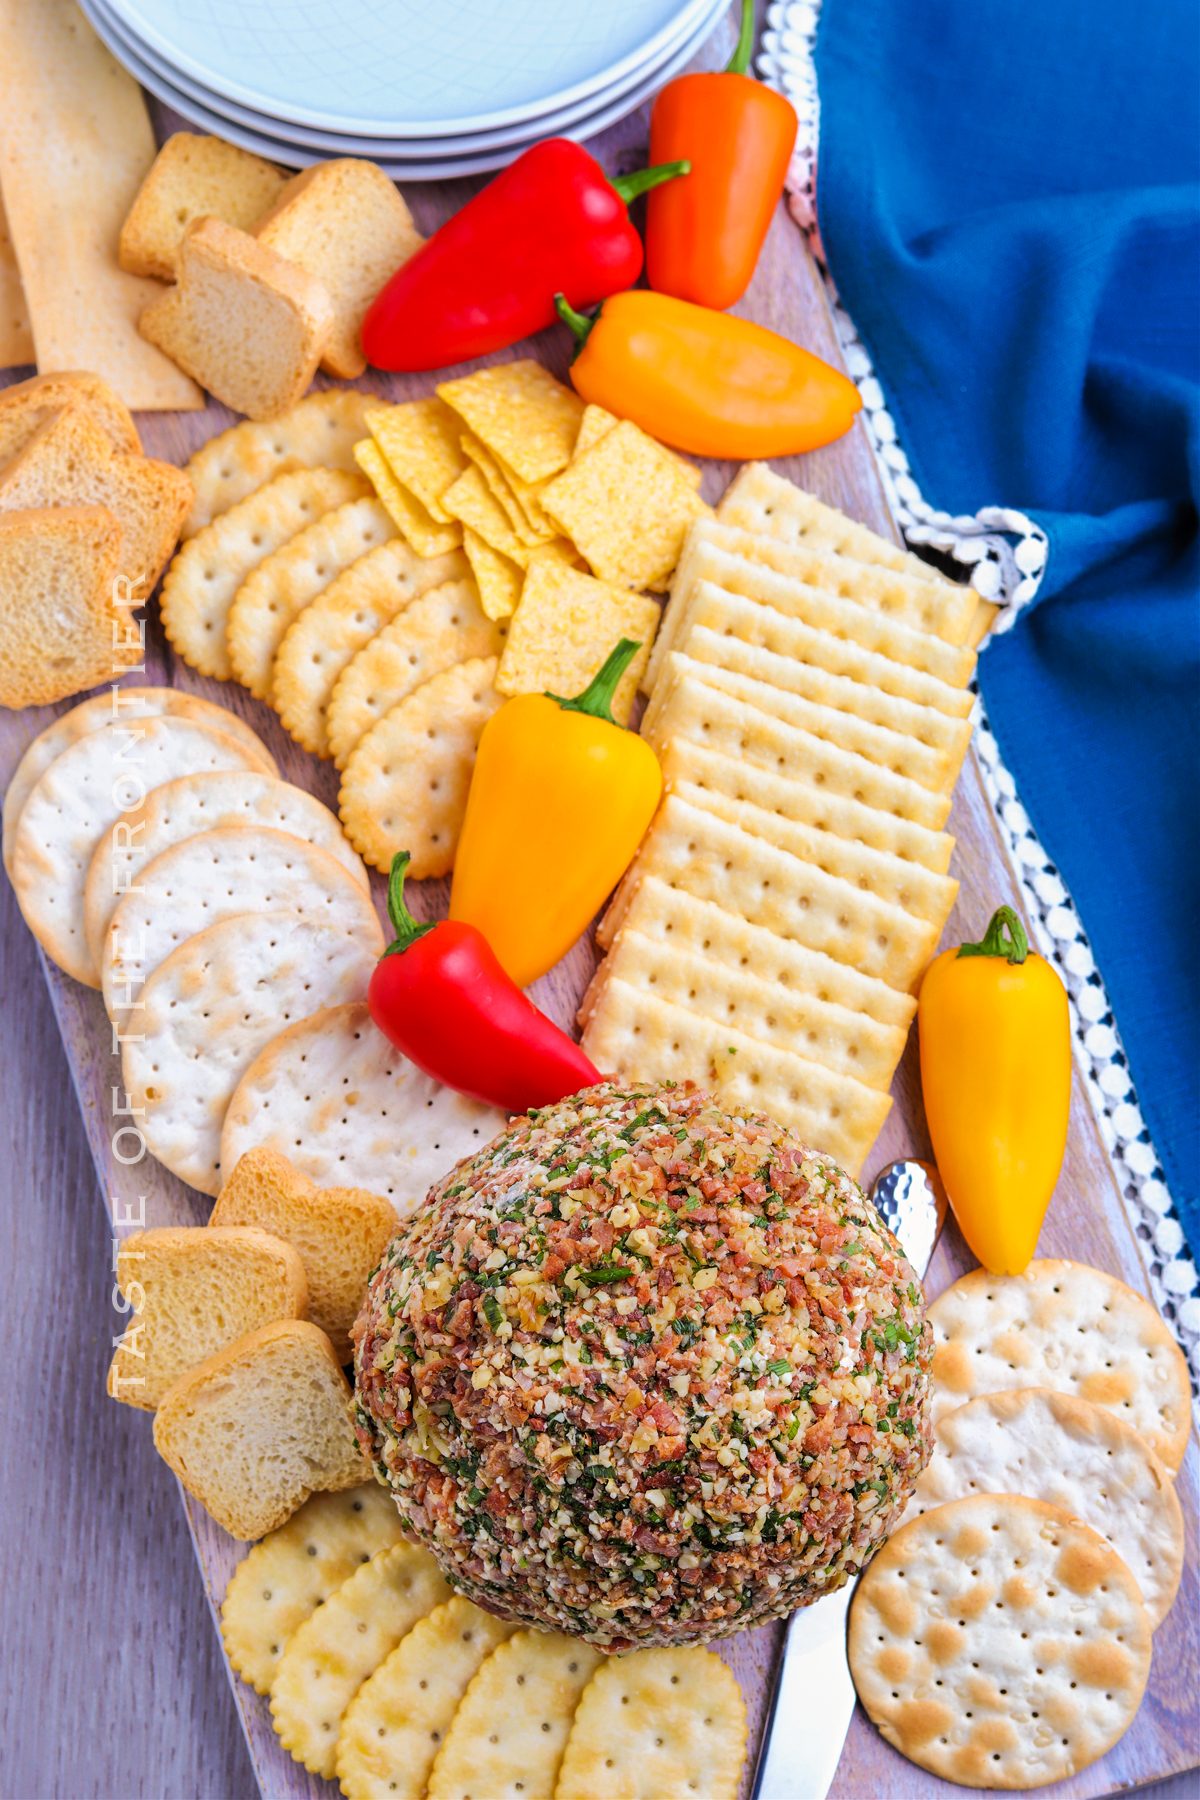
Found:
[2,21,1196,1798]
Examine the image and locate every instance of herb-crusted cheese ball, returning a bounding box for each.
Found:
[352,1083,932,1650]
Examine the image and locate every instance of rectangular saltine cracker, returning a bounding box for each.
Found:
[581,978,891,1179]
[643,673,952,832]
[0,0,202,408]
[649,530,977,692]
[603,795,938,989]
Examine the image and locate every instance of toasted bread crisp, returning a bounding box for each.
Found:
[0,403,192,590]
[2,687,272,877]
[160,464,368,680]
[557,1647,747,1800]
[182,387,371,537]
[153,1319,367,1539]
[0,370,140,465]
[270,1543,450,1777]
[255,161,423,378]
[212,1147,396,1363]
[119,132,286,280]
[849,1494,1152,1788]
[222,1484,406,1693]
[123,912,379,1195]
[139,217,334,421]
[108,1225,307,1410]
[338,656,502,877]
[0,506,133,708]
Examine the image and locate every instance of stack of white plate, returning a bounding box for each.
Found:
[78,0,728,178]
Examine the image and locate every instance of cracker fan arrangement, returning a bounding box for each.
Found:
[0,5,1194,1797]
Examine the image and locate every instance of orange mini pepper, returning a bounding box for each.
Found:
[918,905,1071,1275]
[554,289,860,460]
[646,0,799,309]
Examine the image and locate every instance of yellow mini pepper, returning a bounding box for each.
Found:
[918,904,1070,1274]
[449,638,662,990]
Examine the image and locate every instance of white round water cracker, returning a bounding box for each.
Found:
[2,686,273,876]
[219,1001,506,1216]
[123,914,377,1195]
[556,1645,747,1800]
[11,715,276,986]
[336,1597,519,1800]
[84,769,367,968]
[848,1493,1152,1789]
[928,1260,1191,1473]
[427,1628,602,1800]
[222,1483,405,1696]
[270,1541,451,1778]
[901,1387,1183,1629]
[100,825,383,1016]
[338,656,502,878]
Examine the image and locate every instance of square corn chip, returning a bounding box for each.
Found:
[442,462,531,567]
[677,624,972,768]
[589,929,906,1092]
[660,737,954,875]
[652,524,977,692]
[719,462,967,595]
[670,777,959,929]
[604,794,936,990]
[460,429,552,545]
[648,651,959,797]
[541,418,710,591]
[437,358,583,484]
[365,398,467,524]
[581,978,890,1179]
[573,402,703,490]
[557,1648,746,1800]
[353,437,462,557]
[644,672,952,832]
[496,557,659,725]
[462,524,523,621]
[662,580,973,721]
[593,875,916,1031]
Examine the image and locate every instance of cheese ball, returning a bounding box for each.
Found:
[352,1083,932,1650]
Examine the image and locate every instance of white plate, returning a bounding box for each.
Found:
[106,0,713,135]
[93,0,714,156]
[83,0,727,179]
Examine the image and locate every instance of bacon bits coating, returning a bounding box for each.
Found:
[351,1083,932,1650]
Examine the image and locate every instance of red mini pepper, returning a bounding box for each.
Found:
[646,0,799,309]
[361,138,689,373]
[368,851,599,1114]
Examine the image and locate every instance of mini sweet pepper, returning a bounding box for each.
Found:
[918,904,1071,1274]
[450,638,662,989]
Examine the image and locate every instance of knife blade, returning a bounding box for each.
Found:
[750,1161,947,1800]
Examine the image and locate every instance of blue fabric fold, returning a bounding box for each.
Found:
[815,0,1200,1243]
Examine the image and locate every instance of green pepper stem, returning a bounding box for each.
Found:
[957,904,1029,964]
[547,638,641,725]
[610,159,691,205]
[726,0,755,75]
[381,850,437,959]
[554,292,596,356]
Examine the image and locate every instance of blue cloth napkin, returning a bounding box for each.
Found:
[815,0,1200,1248]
